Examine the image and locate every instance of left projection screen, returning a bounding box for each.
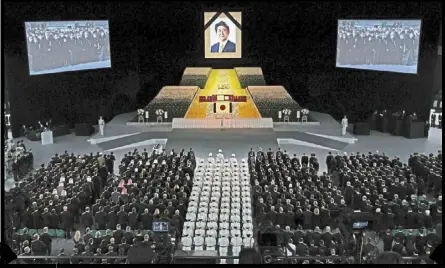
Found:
[25,21,111,75]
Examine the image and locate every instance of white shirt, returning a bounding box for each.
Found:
[243,236,255,247]
[184,222,195,230]
[232,236,243,247]
[197,214,208,221]
[211,192,221,199]
[230,215,241,223]
[206,229,217,238]
[202,186,211,193]
[194,236,204,246]
[198,207,208,215]
[220,208,230,216]
[183,228,194,237]
[196,221,206,229]
[220,222,230,230]
[286,243,296,257]
[217,153,224,160]
[222,187,231,193]
[207,221,218,230]
[243,223,254,232]
[231,208,241,215]
[205,237,216,247]
[188,200,198,207]
[231,229,241,238]
[219,237,230,247]
[232,197,241,204]
[221,202,230,210]
[242,185,250,192]
[99,119,104,126]
[242,217,253,225]
[342,118,348,127]
[219,229,230,238]
[232,187,241,193]
[182,237,193,247]
[186,213,197,222]
[208,213,219,222]
[243,230,253,239]
[195,227,206,236]
[231,222,241,229]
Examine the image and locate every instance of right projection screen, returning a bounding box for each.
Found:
[336,20,422,74]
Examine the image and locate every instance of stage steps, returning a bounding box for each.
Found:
[247,86,302,122]
[185,69,261,119]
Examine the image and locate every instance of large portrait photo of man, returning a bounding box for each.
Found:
[204,12,242,59]
[210,21,236,53]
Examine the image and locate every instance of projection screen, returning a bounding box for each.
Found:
[336,19,422,74]
[25,20,111,75]
[204,12,242,59]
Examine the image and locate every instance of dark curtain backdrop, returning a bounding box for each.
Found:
[3,1,442,138]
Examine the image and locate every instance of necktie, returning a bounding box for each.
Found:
[219,43,224,53]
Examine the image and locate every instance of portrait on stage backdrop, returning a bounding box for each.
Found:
[210,20,237,53]
[204,12,242,59]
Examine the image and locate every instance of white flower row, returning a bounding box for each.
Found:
[235,67,264,76]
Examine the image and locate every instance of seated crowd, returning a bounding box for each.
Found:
[181,150,254,264]
[8,146,196,264]
[248,148,442,263]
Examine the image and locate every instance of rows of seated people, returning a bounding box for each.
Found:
[330,151,442,229]
[8,147,196,264]
[248,148,442,263]
[330,150,442,260]
[248,148,349,262]
[181,150,254,264]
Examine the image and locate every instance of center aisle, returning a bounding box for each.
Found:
[185,69,261,119]
[180,154,255,264]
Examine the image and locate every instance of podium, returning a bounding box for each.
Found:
[389,116,404,136]
[41,131,54,145]
[378,116,389,133]
[370,114,378,130]
[403,121,426,139]
[353,122,371,135]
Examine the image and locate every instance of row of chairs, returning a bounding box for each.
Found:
[181,156,254,264]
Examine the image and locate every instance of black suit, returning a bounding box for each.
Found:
[40,233,52,255]
[81,211,94,229]
[117,211,128,229]
[95,211,107,230]
[60,211,72,238]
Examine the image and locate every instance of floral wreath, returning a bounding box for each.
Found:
[301,108,310,115]
[155,109,165,116]
[282,109,292,116]
[137,109,145,115]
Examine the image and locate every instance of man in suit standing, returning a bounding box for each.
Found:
[210,21,236,53]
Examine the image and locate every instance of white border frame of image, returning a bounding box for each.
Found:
[24,20,112,75]
[335,19,423,74]
[204,12,242,59]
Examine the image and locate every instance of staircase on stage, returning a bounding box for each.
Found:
[127,67,316,129]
